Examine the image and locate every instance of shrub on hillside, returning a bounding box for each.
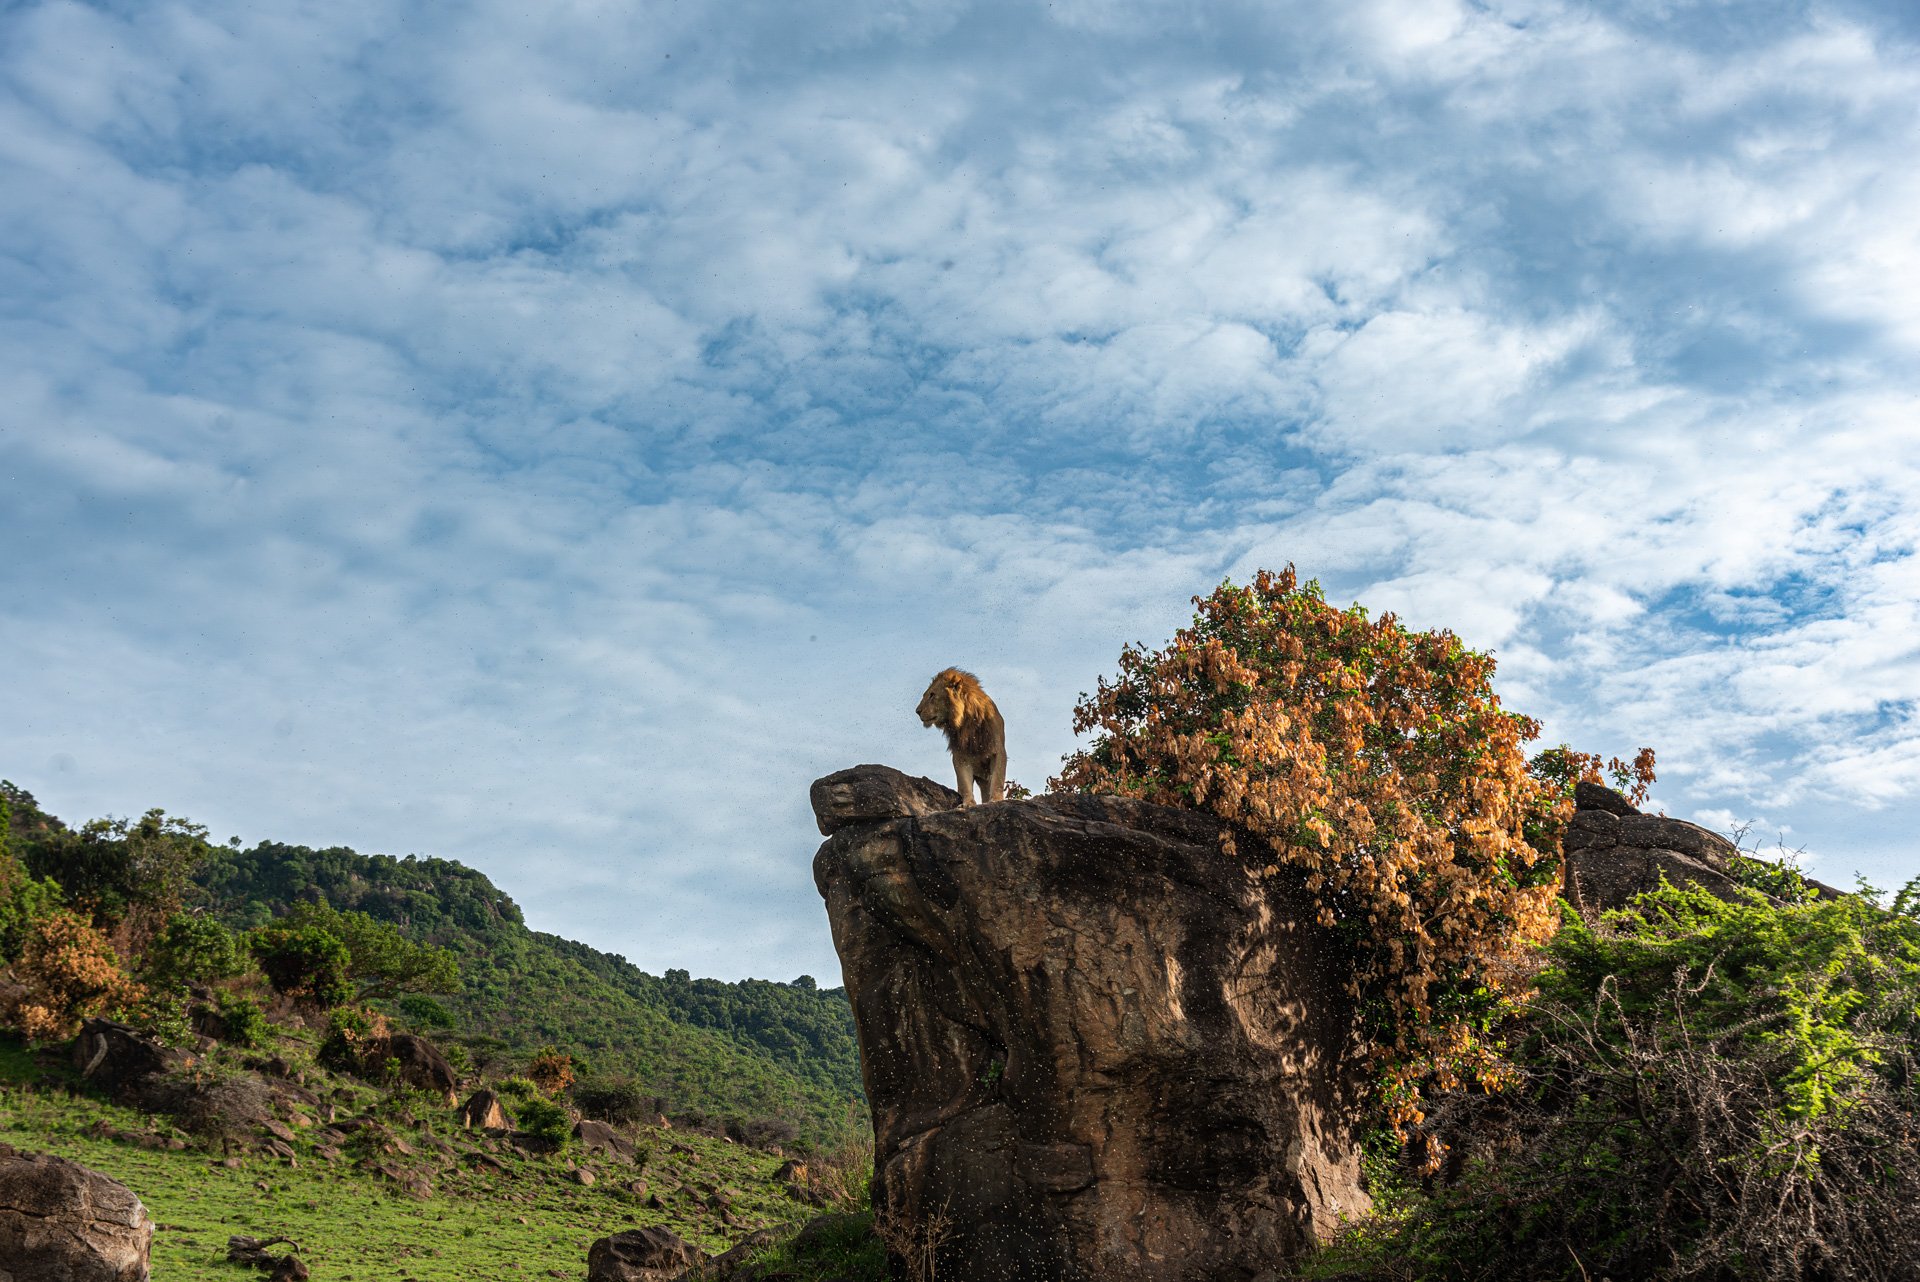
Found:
[144,913,247,991]
[572,1075,660,1124]
[208,994,270,1048]
[1054,568,1585,1124]
[21,809,212,944]
[727,1114,801,1150]
[249,923,353,1008]
[513,1093,572,1146]
[397,993,454,1029]
[0,855,64,964]
[527,1045,576,1095]
[318,1006,386,1072]
[3,908,144,1041]
[493,1075,542,1104]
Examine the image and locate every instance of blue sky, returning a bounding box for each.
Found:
[4,0,1917,983]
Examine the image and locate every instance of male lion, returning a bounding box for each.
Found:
[916,668,1007,807]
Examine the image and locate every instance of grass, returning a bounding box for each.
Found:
[735,1209,888,1282]
[0,1036,824,1281]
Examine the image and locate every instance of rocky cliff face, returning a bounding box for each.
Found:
[811,765,1369,1282]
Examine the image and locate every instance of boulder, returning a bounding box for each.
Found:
[812,765,1369,1282]
[1563,787,1845,912]
[370,1033,457,1104]
[0,1145,153,1281]
[1572,780,1638,816]
[71,1021,183,1098]
[586,1226,705,1282]
[458,1089,509,1130]
[574,1119,636,1162]
[1562,785,1743,914]
[143,1073,275,1140]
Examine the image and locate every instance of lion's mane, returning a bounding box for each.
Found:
[924,668,1000,757]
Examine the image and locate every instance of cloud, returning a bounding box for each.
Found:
[3,0,1918,980]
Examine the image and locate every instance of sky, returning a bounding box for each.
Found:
[3,0,1918,985]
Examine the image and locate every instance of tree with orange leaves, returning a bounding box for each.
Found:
[1054,567,1592,1129]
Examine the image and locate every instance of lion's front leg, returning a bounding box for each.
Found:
[953,755,977,807]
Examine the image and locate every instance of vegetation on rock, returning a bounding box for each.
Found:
[1054,567,1646,1125]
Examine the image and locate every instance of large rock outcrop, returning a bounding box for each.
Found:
[1562,781,1841,912]
[812,765,1369,1282]
[0,1145,153,1282]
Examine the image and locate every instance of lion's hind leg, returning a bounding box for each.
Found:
[987,755,1006,803]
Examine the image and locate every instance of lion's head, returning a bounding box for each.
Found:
[917,667,990,734]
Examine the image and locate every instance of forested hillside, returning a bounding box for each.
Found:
[5,783,863,1144]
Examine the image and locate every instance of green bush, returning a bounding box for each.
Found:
[513,1094,572,1146]
[282,902,458,1000]
[397,993,454,1029]
[212,994,269,1048]
[144,913,246,991]
[1543,878,1920,1119]
[319,1006,379,1072]
[249,924,352,1008]
[0,858,63,964]
[493,1075,541,1104]
[21,809,212,931]
[572,1076,658,1124]
[128,992,195,1047]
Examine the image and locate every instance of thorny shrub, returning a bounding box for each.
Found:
[4,908,144,1040]
[1054,568,1644,1131]
[572,1075,657,1124]
[1314,878,1920,1282]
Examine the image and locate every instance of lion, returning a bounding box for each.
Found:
[916,668,1007,807]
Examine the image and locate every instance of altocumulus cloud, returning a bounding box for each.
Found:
[2,0,1917,980]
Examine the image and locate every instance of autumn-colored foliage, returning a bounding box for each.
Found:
[1053,567,1572,1123]
[528,1045,577,1096]
[5,907,144,1041]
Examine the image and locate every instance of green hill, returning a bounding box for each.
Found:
[6,783,864,1146]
